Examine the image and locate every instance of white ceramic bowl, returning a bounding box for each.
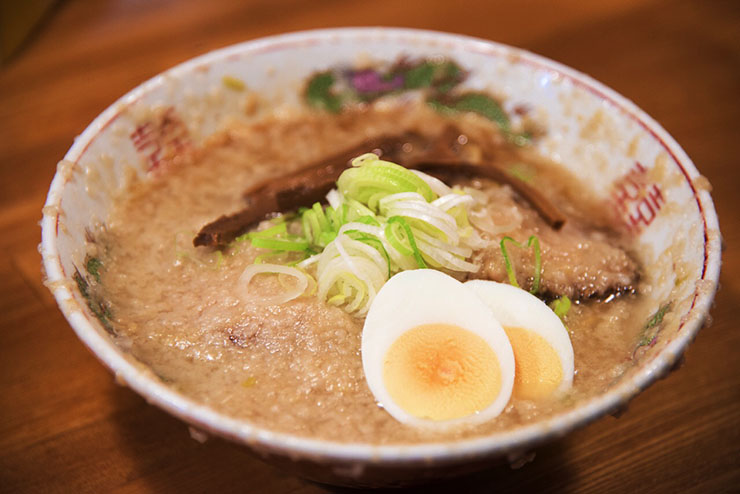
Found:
[41,28,721,487]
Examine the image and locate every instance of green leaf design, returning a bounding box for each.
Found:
[86,256,103,283]
[73,269,89,298]
[453,93,510,131]
[636,302,672,349]
[428,92,517,136]
[73,266,115,335]
[426,98,457,115]
[302,59,530,147]
[441,61,462,80]
[404,62,436,89]
[435,81,456,94]
[305,72,342,113]
[645,302,671,330]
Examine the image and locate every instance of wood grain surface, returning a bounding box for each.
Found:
[1,0,738,492]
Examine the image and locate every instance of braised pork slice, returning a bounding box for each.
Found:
[466,181,638,300]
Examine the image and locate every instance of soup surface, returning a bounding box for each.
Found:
[87,100,651,443]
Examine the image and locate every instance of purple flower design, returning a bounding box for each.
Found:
[349,69,404,93]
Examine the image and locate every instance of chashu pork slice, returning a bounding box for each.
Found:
[467,181,638,300]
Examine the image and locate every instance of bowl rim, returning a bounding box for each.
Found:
[41,27,721,463]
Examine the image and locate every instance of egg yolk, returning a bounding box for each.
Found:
[504,326,563,401]
[382,324,502,421]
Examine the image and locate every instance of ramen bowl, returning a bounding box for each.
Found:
[40,28,721,487]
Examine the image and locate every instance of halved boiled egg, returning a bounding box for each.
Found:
[465,280,574,402]
[361,269,515,430]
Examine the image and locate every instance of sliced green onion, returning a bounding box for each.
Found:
[405,215,455,244]
[231,153,489,316]
[500,235,541,294]
[301,212,314,243]
[380,194,458,243]
[326,206,342,231]
[345,198,376,221]
[412,228,472,258]
[297,254,321,270]
[338,154,436,206]
[339,223,398,274]
[387,216,426,268]
[326,189,342,209]
[249,222,287,238]
[214,251,224,269]
[351,233,392,277]
[251,236,309,252]
[549,296,571,321]
[337,236,387,283]
[367,191,388,211]
[354,215,380,226]
[237,263,311,305]
[432,193,474,211]
[312,202,330,232]
[350,152,379,167]
[318,257,372,314]
[385,220,413,256]
[415,238,479,272]
[448,206,472,236]
[318,230,337,246]
[339,273,367,313]
[304,210,321,243]
[410,169,453,196]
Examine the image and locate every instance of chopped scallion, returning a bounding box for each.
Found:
[312,202,330,232]
[549,295,571,321]
[500,235,541,294]
[338,154,436,206]
[387,216,427,268]
[251,236,309,252]
[232,154,483,316]
[249,222,287,238]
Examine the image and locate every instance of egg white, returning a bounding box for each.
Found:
[464,280,574,399]
[362,269,515,430]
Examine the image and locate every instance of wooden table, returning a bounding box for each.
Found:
[1,0,738,492]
